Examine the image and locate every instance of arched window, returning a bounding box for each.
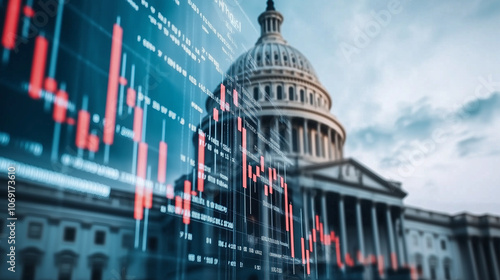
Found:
[309,93,314,105]
[300,90,305,102]
[277,86,283,100]
[265,86,270,100]
[289,87,295,101]
[253,87,259,101]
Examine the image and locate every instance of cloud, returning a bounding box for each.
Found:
[456,136,485,158]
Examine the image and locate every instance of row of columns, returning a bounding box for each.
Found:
[300,118,342,160]
[258,116,343,160]
[303,190,408,276]
[466,236,500,280]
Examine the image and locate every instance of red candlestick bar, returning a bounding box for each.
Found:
[126,88,136,107]
[285,182,289,231]
[316,215,320,230]
[260,156,264,172]
[29,36,48,99]
[248,165,252,178]
[268,167,272,194]
[220,84,225,111]
[53,89,68,123]
[183,180,191,225]
[197,133,206,192]
[336,237,343,268]
[264,184,268,196]
[312,228,317,243]
[253,174,256,182]
[281,177,284,188]
[289,204,295,258]
[175,196,182,214]
[23,5,34,18]
[320,222,324,244]
[133,142,148,219]
[133,107,143,142]
[391,252,398,270]
[237,117,241,132]
[44,77,57,93]
[301,237,306,265]
[378,256,384,277]
[233,89,238,107]
[134,185,144,220]
[273,168,277,180]
[357,251,364,264]
[242,128,247,189]
[103,23,123,145]
[213,107,219,122]
[87,135,99,153]
[158,141,167,183]
[256,166,260,177]
[75,110,90,149]
[1,0,21,50]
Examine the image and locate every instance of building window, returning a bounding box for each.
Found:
[265,86,270,99]
[444,264,451,280]
[416,264,423,277]
[22,263,36,280]
[94,230,106,245]
[289,87,295,101]
[300,90,305,102]
[63,227,76,242]
[277,86,283,100]
[316,131,321,157]
[430,266,437,280]
[253,87,259,101]
[309,93,313,105]
[427,236,433,248]
[91,266,103,280]
[28,222,43,239]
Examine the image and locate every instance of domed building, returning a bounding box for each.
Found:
[204,0,345,168]
[197,1,500,280]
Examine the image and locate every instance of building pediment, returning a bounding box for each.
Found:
[298,158,407,198]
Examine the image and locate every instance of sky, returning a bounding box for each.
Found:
[237,0,500,215]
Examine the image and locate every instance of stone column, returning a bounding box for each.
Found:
[386,205,397,270]
[355,198,365,265]
[339,195,348,267]
[303,119,309,155]
[316,122,322,158]
[467,238,479,280]
[335,133,341,159]
[477,238,490,280]
[399,212,409,265]
[327,129,333,160]
[287,117,293,153]
[371,202,381,260]
[488,238,500,280]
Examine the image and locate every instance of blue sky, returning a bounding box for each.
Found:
[237,0,500,215]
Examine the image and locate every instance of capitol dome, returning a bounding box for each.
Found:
[204,0,346,166]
